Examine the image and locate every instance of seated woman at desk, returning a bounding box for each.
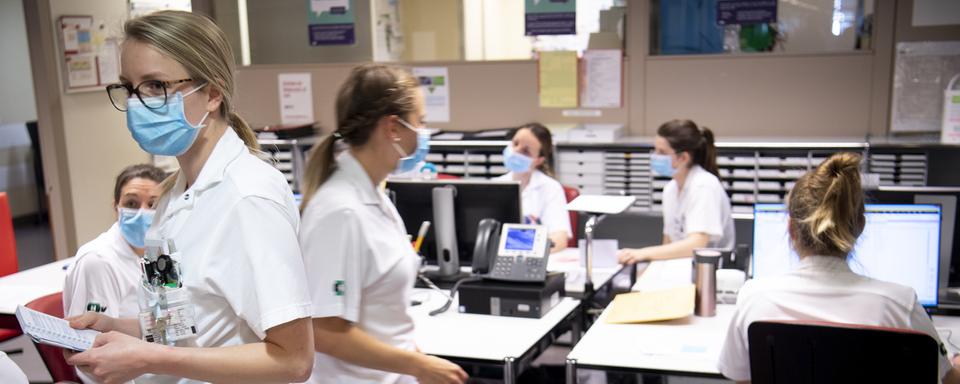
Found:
[717,153,960,383]
[496,122,571,253]
[298,64,467,384]
[64,163,165,319]
[617,119,733,263]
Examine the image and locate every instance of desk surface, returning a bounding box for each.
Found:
[412,288,580,361]
[0,258,71,314]
[548,248,620,294]
[567,303,733,375]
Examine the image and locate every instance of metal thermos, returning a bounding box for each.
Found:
[694,249,721,317]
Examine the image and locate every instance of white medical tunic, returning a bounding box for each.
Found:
[496,170,572,237]
[661,165,734,250]
[718,255,953,382]
[64,223,143,384]
[0,352,27,384]
[64,222,142,319]
[141,129,312,384]
[300,151,420,384]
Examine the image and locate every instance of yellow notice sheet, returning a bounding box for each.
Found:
[538,51,578,108]
[605,284,696,324]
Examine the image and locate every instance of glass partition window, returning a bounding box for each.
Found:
[651,0,875,55]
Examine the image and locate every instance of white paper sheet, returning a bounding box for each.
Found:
[412,67,450,122]
[278,73,314,125]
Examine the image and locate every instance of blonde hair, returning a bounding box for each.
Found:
[787,153,866,257]
[124,11,259,191]
[300,64,419,211]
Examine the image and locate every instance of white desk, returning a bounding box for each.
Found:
[411,288,581,384]
[547,248,623,295]
[934,315,960,357]
[565,304,733,381]
[0,258,71,315]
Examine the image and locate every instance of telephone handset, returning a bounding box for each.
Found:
[472,218,501,274]
[483,223,551,282]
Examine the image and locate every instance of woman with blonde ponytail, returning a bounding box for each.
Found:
[66,11,314,383]
[718,153,960,383]
[299,64,467,383]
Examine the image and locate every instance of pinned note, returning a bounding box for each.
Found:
[538,51,579,108]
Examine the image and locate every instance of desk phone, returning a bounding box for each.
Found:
[484,223,550,282]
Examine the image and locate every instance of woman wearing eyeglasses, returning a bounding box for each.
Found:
[65,11,314,384]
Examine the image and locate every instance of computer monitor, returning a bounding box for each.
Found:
[385,179,522,273]
[752,203,942,307]
[868,186,959,292]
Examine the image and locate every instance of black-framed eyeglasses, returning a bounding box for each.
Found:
[105,78,194,112]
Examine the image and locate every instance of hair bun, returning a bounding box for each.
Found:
[823,152,861,178]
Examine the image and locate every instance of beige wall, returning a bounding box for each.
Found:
[247,0,375,64]
[399,0,462,61]
[234,1,901,138]
[235,60,629,132]
[24,0,149,259]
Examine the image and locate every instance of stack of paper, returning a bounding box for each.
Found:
[16,305,99,351]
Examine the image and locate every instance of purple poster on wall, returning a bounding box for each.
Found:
[716,0,778,26]
[308,0,356,45]
[525,0,576,36]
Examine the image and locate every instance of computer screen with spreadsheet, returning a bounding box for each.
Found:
[752,204,942,307]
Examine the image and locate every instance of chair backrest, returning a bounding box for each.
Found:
[0,192,18,277]
[25,293,80,383]
[748,320,940,384]
[436,173,460,180]
[562,185,580,247]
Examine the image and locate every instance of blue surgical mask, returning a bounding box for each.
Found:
[650,153,677,177]
[502,146,534,173]
[393,119,431,174]
[126,84,209,156]
[118,207,155,249]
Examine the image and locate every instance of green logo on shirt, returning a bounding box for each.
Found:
[333,280,345,296]
[85,302,107,313]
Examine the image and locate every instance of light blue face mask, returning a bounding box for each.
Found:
[126,84,209,156]
[118,207,155,249]
[502,146,534,173]
[650,153,677,177]
[393,119,431,174]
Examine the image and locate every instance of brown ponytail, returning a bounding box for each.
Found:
[299,64,419,211]
[656,119,720,179]
[787,153,865,257]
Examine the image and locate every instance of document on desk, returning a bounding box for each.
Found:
[605,284,695,324]
[578,239,619,268]
[632,258,693,292]
[15,305,99,351]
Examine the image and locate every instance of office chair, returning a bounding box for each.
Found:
[25,292,81,383]
[748,320,940,384]
[0,192,21,345]
[0,192,17,277]
[562,185,580,248]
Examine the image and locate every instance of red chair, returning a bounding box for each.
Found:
[0,192,20,345]
[0,192,17,277]
[748,320,939,384]
[25,292,81,383]
[436,173,460,180]
[562,185,580,247]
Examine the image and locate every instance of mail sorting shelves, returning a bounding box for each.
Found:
[556,140,874,216]
[257,136,317,194]
[427,140,510,179]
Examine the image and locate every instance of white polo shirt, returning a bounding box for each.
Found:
[64,223,143,384]
[64,222,142,319]
[300,151,420,384]
[496,170,572,237]
[0,352,27,384]
[718,255,953,382]
[661,165,734,250]
[142,129,312,384]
